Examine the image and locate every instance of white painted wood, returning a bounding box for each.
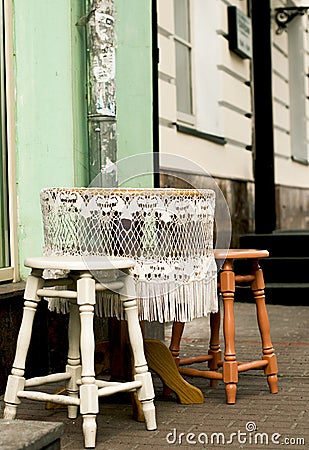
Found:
[275,157,309,187]
[25,373,71,387]
[82,415,97,449]
[98,381,142,396]
[3,374,25,418]
[221,71,251,113]
[0,267,14,282]
[159,125,254,181]
[120,274,156,430]
[221,107,251,145]
[274,128,291,158]
[192,0,224,136]
[12,273,44,374]
[158,34,175,79]
[4,257,157,447]
[273,101,290,132]
[287,14,308,163]
[157,0,174,36]
[3,0,19,282]
[272,47,289,79]
[17,391,80,406]
[159,79,177,123]
[36,288,78,299]
[123,298,148,370]
[66,302,81,419]
[219,39,251,82]
[24,255,135,271]
[273,73,290,106]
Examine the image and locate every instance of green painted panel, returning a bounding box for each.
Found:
[0,108,5,267]
[114,0,154,188]
[14,0,88,278]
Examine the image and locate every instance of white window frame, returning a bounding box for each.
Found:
[174,0,195,126]
[191,0,224,138]
[174,0,224,137]
[0,0,18,282]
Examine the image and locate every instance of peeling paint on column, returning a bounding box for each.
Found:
[86,0,117,184]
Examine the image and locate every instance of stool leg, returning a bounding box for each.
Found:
[3,270,44,419]
[169,322,185,368]
[77,274,99,449]
[66,301,82,419]
[121,275,157,431]
[208,309,222,387]
[252,263,278,394]
[220,260,238,404]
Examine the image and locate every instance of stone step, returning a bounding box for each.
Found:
[234,257,309,283]
[0,419,64,450]
[239,231,309,257]
[235,283,309,305]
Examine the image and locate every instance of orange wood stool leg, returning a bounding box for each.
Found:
[220,259,238,404]
[251,261,279,394]
[169,322,185,368]
[208,310,222,387]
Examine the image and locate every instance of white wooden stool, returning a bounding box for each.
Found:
[3,255,157,449]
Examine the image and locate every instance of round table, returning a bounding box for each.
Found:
[40,187,218,323]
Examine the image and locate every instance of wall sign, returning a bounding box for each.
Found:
[228,6,252,59]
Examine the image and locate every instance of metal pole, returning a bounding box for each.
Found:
[86,0,117,185]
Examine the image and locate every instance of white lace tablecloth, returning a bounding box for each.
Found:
[40,187,218,322]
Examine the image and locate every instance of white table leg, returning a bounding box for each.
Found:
[66,300,81,419]
[77,274,99,449]
[121,275,157,431]
[4,270,44,419]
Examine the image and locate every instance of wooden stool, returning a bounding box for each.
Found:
[169,249,279,404]
[3,256,156,449]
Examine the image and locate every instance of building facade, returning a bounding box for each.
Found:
[1,0,309,284]
[157,0,309,246]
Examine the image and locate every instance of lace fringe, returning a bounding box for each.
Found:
[46,273,218,323]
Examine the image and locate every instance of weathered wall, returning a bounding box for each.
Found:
[276,185,309,230]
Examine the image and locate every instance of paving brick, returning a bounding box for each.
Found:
[0,303,308,449]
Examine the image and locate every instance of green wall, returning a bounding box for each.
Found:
[115,0,154,188]
[13,0,153,279]
[13,0,87,278]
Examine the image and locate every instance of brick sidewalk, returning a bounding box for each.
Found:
[1,302,308,449]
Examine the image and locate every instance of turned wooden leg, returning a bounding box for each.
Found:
[220,260,238,404]
[66,301,82,419]
[208,309,222,387]
[3,270,44,419]
[77,274,98,449]
[121,274,157,431]
[163,321,185,397]
[252,262,278,394]
[169,321,185,368]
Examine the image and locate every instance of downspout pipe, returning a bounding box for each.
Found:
[152,0,160,188]
[251,0,276,233]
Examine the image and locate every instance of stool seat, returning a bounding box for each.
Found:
[25,255,136,271]
[3,256,157,448]
[169,248,279,404]
[215,249,269,259]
